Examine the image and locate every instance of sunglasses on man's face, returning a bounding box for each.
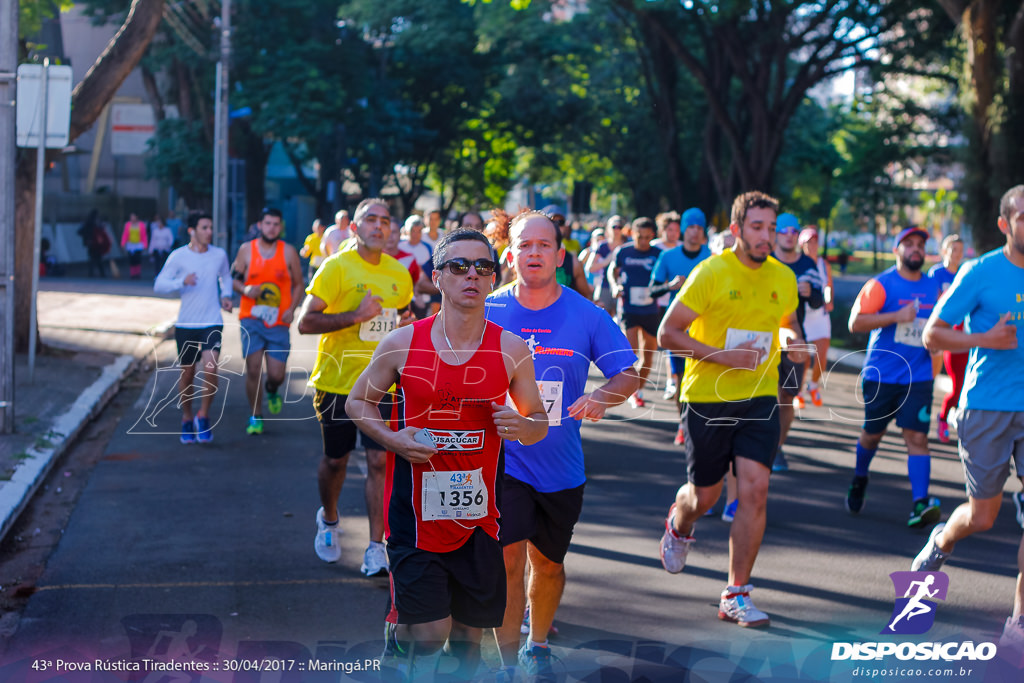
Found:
[438,258,497,276]
[777,227,798,235]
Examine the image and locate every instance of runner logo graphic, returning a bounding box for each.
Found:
[883,571,948,635]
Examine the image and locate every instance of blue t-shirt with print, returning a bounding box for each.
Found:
[934,248,1024,410]
[862,266,941,385]
[485,286,637,492]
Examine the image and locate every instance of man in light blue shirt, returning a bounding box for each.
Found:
[912,184,1024,650]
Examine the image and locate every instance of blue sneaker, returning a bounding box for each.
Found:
[194,416,213,443]
[721,499,738,523]
[180,420,196,444]
[771,448,789,472]
[518,643,556,682]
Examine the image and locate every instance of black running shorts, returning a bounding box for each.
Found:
[499,475,585,564]
[174,325,223,367]
[313,390,390,457]
[386,527,506,628]
[682,397,780,486]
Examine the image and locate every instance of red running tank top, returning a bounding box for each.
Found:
[239,240,292,327]
[385,315,510,552]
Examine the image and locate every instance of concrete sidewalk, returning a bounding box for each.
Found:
[0,280,179,544]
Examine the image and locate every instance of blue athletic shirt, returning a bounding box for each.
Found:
[485,285,637,492]
[855,266,941,385]
[612,243,662,315]
[927,262,957,295]
[651,245,711,286]
[933,248,1024,410]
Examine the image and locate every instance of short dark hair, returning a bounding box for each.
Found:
[731,191,779,227]
[353,198,389,224]
[632,216,656,234]
[261,207,283,221]
[1000,185,1024,222]
[187,212,212,230]
[459,211,485,230]
[432,228,494,269]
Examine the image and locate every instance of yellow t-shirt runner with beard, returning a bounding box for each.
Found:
[307,248,414,395]
[677,249,798,404]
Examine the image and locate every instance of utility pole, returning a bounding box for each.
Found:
[212,0,230,250]
[0,0,17,434]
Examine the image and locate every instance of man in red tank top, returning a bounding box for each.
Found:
[347,229,548,680]
[231,208,304,435]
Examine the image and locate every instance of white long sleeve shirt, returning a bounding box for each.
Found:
[154,244,232,327]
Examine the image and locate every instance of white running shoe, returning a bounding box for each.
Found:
[999,615,1024,660]
[314,507,342,563]
[361,542,389,577]
[911,522,950,572]
[659,504,695,574]
[718,584,771,628]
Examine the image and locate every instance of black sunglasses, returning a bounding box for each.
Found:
[437,258,496,276]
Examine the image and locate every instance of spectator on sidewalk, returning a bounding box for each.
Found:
[121,213,149,280]
[78,210,110,278]
[149,216,175,278]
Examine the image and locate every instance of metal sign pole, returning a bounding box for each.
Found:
[27,58,47,383]
[0,0,17,432]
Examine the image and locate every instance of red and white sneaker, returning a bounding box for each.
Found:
[792,394,806,410]
[659,504,695,574]
[809,387,823,407]
[719,584,770,628]
[628,391,646,408]
[673,426,685,446]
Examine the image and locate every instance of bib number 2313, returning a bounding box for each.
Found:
[421,468,487,521]
[359,308,399,342]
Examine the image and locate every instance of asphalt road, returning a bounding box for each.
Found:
[1,289,1022,682]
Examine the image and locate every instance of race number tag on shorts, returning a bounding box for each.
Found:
[895,318,926,347]
[359,308,399,342]
[629,286,653,307]
[421,468,487,521]
[537,380,563,427]
[250,304,279,326]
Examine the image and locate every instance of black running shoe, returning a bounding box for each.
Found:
[846,475,869,514]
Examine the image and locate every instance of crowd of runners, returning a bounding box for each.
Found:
[151,186,1024,681]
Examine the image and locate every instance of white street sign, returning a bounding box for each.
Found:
[16,63,72,148]
[110,103,156,156]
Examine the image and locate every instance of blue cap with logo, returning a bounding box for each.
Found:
[681,207,706,231]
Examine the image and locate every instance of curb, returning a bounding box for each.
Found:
[0,323,174,545]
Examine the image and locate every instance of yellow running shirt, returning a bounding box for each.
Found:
[307,249,414,395]
[677,250,798,403]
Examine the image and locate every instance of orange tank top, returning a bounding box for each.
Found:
[239,240,292,327]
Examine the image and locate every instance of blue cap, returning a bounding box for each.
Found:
[893,225,929,251]
[681,207,706,230]
[776,213,800,232]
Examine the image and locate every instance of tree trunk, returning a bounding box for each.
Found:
[13,152,36,353]
[14,0,166,352]
[962,0,1001,253]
